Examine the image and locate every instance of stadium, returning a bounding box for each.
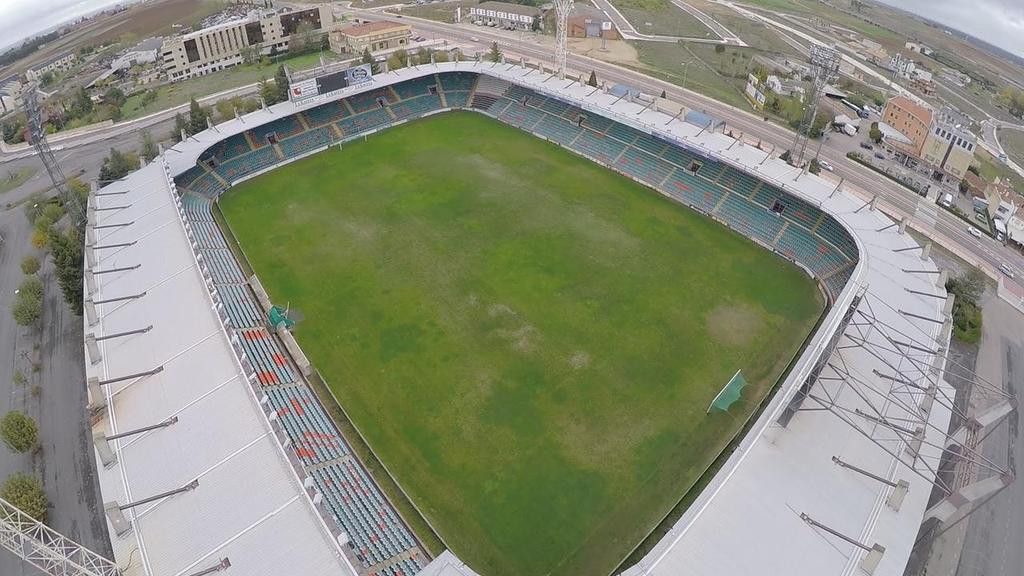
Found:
[84,60,954,576]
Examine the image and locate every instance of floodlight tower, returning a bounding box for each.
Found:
[790,44,840,167]
[553,0,574,78]
[24,81,84,225]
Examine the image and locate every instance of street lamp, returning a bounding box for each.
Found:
[681,60,693,92]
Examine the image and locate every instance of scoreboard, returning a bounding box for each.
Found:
[289,64,374,103]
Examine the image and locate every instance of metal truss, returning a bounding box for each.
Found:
[792,290,1013,499]
[0,496,120,576]
[553,0,574,79]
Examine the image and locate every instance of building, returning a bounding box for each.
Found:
[882,95,933,158]
[984,177,1018,221]
[468,2,542,31]
[329,20,411,55]
[114,37,164,69]
[567,5,620,39]
[921,108,977,182]
[905,41,933,56]
[25,51,76,82]
[940,67,971,87]
[161,6,330,81]
[0,74,22,113]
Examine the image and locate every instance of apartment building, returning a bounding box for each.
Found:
[25,51,76,82]
[329,21,411,54]
[882,95,933,158]
[921,108,976,182]
[161,6,330,81]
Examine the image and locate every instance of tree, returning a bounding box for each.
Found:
[0,411,38,453]
[12,290,41,326]
[361,48,380,74]
[18,277,43,303]
[67,178,89,213]
[140,130,158,162]
[274,65,290,104]
[49,228,84,314]
[488,41,502,63]
[20,256,40,276]
[715,44,726,54]
[959,179,970,194]
[1,473,47,522]
[433,50,450,63]
[69,86,93,118]
[99,148,140,183]
[967,164,981,176]
[288,22,318,56]
[259,77,278,107]
[808,158,821,175]
[188,97,209,135]
[660,90,667,99]
[868,121,883,143]
[240,43,262,64]
[103,86,126,108]
[172,113,188,142]
[587,71,598,88]
[40,71,54,87]
[779,150,792,162]
[387,49,409,71]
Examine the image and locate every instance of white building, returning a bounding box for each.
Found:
[161,6,330,81]
[25,51,76,81]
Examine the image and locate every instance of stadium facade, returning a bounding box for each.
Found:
[84,61,953,576]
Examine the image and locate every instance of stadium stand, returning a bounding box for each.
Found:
[176,191,428,573]
[105,65,949,576]
[175,71,859,302]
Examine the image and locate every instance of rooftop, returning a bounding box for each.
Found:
[337,20,410,37]
[470,1,542,16]
[886,95,933,126]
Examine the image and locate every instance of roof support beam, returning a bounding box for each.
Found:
[105,479,199,536]
[93,416,178,467]
[799,513,886,574]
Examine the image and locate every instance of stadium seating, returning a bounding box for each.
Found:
[339,108,393,136]
[214,145,281,183]
[438,72,477,92]
[216,283,264,328]
[390,94,443,120]
[188,172,223,198]
[279,126,331,159]
[304,101,350,127]
[349,88,393,114]
[177,72,858,307]
[249,115,304,144]
[391,76,435,100]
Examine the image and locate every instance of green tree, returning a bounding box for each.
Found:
[488,41,502,63]
[1,473,47,522]
[140,130,158,162]
[274,65,290,103]
[869,122,883,143]
[66,177,89,213]
[49,228,84,314]
[18,276,43,303]
[361,48,380,74]
[188,97,209,135]
[288,22,318,56]
[587,70,598,88]
[40,71,54,87]
[172,113,188,142]
[967,164,980,176]
[259,76,278,106]
[12,289,42,326]
[387,49,409,71]
[0,411,38,453]
[808,158,821,174]
[20,256,40,276]
[69,86,93,118]
[99,148,140,183]
[103,86,126,108]
[433,50,450,63]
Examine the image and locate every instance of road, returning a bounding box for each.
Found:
[0,179,111,572]
[586,0,744,45]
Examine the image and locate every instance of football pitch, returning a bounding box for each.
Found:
[219,112,825,576]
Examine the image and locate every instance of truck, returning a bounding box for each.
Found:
[841,99,870,119]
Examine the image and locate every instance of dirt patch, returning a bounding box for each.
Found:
[705,303,764,348]
[568,38,642,66]
[568,351,591,370]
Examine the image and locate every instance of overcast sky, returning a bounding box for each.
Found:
[0,0,1022,58]
[875,0,1024,57]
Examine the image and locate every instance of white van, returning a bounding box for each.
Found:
[940,193,953,208]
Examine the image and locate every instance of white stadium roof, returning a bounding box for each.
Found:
[88,61,953,576]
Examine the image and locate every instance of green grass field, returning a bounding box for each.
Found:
[220,112,824,576]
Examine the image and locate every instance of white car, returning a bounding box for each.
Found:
[999,264,1015,278]
[967,226,983,239]
[818,159,834,172]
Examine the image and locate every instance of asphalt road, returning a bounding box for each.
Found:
[0,171,111,572]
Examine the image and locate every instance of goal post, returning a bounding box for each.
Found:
[707,369,748,413]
